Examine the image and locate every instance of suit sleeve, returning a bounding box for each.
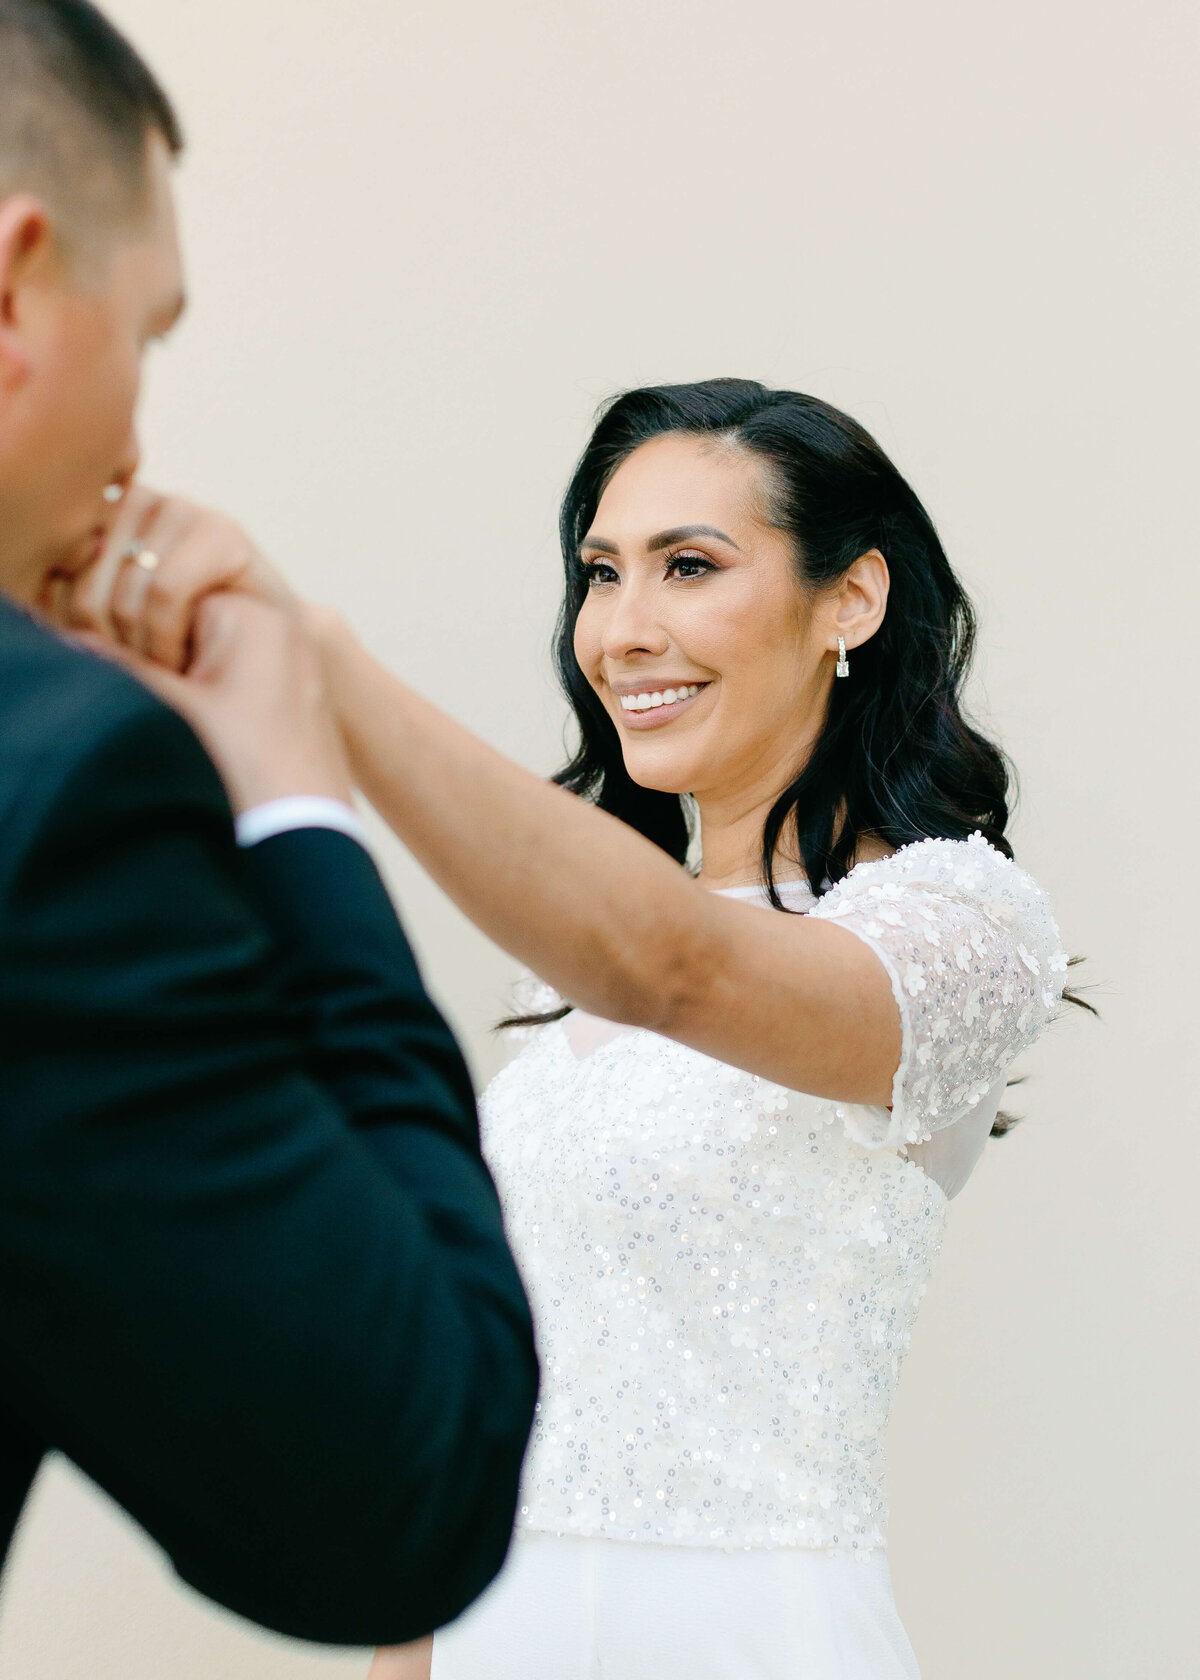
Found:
[238,828,525,1259]
[0,691,538,1646]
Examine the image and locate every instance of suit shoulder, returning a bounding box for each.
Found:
[0,602,228,849]
[0,599,158,747]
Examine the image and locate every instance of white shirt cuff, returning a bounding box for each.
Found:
[235,796,368,850]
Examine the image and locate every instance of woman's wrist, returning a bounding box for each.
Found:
[299,599,345,648]
[299,601,358,690]
[297,603,395,784]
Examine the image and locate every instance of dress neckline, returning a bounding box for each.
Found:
[707,878,814,904]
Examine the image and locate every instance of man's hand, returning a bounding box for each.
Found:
[50,485,299,673]
[81,593,354,815]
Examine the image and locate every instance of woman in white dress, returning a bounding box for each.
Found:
[80,379,1072,1678]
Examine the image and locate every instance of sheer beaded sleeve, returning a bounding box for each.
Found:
[808,833,1068,1150]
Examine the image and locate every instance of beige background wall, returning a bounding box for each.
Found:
[1,1,1196,1675]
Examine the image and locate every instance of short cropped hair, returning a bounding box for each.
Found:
[0,0,182,249]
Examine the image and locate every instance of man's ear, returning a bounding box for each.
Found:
[0,194,54,387]
[833,547,890,653]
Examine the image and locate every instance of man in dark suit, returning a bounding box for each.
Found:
[0,0,537,1648]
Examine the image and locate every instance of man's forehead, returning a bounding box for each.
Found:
[118,134,186,324]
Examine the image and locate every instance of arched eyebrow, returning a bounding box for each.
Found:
[580,524,741,556]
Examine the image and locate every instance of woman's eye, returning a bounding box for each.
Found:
[581,561,619,587]
[667,551,713,580]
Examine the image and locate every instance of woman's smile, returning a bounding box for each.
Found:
[613,679,711,729]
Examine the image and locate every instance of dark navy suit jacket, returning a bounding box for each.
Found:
[0,596,537,1644]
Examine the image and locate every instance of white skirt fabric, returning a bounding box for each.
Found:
[430,1530,922,1680]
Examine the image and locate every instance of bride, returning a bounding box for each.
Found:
[75,379,1070,1678]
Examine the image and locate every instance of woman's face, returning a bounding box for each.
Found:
[574,432,849,805]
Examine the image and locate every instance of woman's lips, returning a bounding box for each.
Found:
[616,682,710,731]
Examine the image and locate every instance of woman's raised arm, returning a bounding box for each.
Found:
[57,490,900,1106]
[312,607,902,1107]
[64,483,1064,1126]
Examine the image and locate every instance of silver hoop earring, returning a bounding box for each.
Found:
[836,636,850,678]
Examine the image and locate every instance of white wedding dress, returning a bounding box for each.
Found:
[432,835,1066,1679]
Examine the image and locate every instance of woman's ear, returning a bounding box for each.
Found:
[832,547,890,653]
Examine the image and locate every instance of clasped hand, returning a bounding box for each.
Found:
[44,486,351,815]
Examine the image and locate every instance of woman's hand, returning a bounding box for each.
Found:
[48,484,301,672]
[43,483,354,812]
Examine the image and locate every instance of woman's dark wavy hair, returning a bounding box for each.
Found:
[554,377,1010,897]
[509,378,1090,1126]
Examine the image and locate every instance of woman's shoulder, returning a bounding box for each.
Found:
[834,831,1047,900]
[813,832,1068,1005]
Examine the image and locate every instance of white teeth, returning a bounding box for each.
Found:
[620,684,703,712]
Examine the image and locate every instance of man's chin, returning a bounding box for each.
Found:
[0,565,42,610]
[0,523,97,609]
[24,529,105,612]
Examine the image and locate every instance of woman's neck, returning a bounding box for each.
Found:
[692,788,893,891]
[692,785,807,891]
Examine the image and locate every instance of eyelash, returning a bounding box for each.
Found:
[580,551,715,587]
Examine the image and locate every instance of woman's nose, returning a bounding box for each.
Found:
[600,581,670,660]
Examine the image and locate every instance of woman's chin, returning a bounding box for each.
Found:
[620,752,703,798]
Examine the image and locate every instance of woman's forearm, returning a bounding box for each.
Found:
[314,611,716,1028]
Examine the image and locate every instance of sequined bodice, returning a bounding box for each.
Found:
[480,836,1066,1555]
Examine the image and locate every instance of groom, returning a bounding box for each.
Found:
[0,0,536,1648]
